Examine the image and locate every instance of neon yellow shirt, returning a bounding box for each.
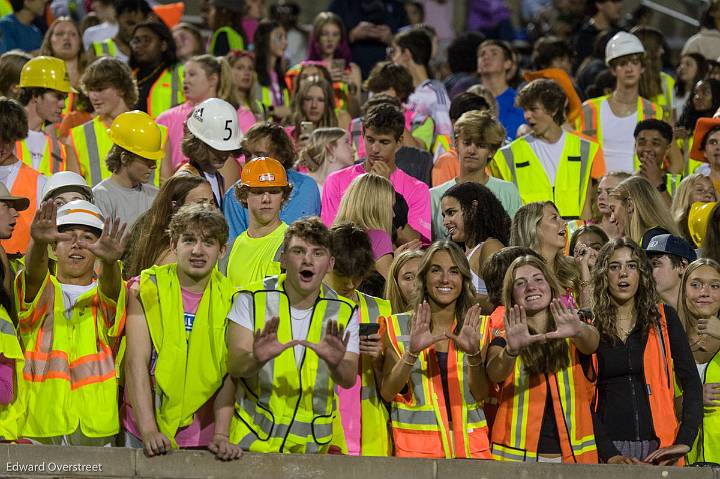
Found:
[227,222,287,288]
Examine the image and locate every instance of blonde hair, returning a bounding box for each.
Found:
[188,54,234,105]
[454,110,505,151]
[610,176,681,243]
[671,173,716,240]
[333,173,394,234]
[510,201,578,290]
[226,51,262,115]
[501,255,570,375]
[677,258,720,340]
[298,127,346,172]
[385,249,424,313]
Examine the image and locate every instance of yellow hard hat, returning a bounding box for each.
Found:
[688,201,717,247]
[107,111,165,161]
[19,56,71,93]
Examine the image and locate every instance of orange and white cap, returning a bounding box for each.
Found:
[241,156,289,188]
[56,200,105,232]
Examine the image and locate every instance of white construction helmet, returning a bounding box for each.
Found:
[42,171,93,202]
[186,98,243,151]
[56,200,105,233]
[605,32,645,65]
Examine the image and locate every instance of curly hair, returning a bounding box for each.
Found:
[482,246,541,310]
[442,182,511,247]
[678,79,720,131]
[282,216,331,252]
[168,203,228,246]
[516,79,567,125]
[501,255,570,375]
[81,56,138,109]
[591,238,660,344]
[413,241,477,335]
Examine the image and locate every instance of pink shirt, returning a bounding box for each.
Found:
[321,163,431,242]
[336,378,362,455]
[157,102,258,171]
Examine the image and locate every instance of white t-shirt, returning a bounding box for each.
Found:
[203,172,221,206]
[60,282,96,319]
[26,130,47,170]
[228,290,360,368]
[526,131,566,186]
[600,100,637,173]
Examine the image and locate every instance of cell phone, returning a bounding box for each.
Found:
[300,121,314,136]
[359,323,380,337]
[331,58,346,71]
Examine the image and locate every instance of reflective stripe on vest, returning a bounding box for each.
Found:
[0,163,40,255]
[690,349,720,463]
[147,65,185,119]
[231,275,355,453]
[15,134,66,175]
[387,312,490,458]
[356,292,392,455]
[93,39,117,57]
[17,272,125,437]
[494,132,595,218]
[70,117,113,187]
[491,341,597,463]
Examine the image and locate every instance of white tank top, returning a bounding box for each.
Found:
[467,242,488,295]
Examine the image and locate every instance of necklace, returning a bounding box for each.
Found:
[136,63,165,86]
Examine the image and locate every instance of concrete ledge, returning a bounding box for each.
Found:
[0,444,717,479]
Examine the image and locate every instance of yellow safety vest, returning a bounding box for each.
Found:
[338,292,392,456]
[492,132,598,218]
[689,350,720,464]
[16,271,125,438]
[651,73,675,116]
[92,38,119,58]
[258,85,290,110]
[70,116,113,187]
[139,263,234,448]
[15,133,66,175]
[209,27,245,55]
[0,307,23,440]
[386,312,490,458]
[229,274,356,453]
[0,0,12,16]
[146,65,185,119]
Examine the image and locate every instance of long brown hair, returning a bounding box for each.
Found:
[123,175,210,278]
[610,176,681,243]
[385,250,424,313]
[40,17,88,75]
[591,238,660,343]
[292,78,338,135]
[413,241,477,335]
[501,255,570,375]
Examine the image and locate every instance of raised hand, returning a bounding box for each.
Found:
[78,217,128,263]
[409,301,446,355]
[30,200,71,244]
[446,303,482,355]
[573,242,599,271]
[300,320,350,369]
[253,317,299,364]
[697,316,720,340]
[545,299,585,340]
[504,305,546,354]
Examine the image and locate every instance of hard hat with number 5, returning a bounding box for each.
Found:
[605,32,645,66]
[186,98,243,151]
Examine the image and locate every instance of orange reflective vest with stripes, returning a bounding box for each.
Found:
[492,132,600,219]
[0,306,23,440]
[15,270,126,438]
[576,95,663,172]
[386,312,491,459]
[491,333,598,463]
[0,162,42,256]
[144,65,185,119]
[593,305,679,454]
[229,275,356,453]
[15,133,66,175]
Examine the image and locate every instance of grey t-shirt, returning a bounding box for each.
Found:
[92,178,158,228]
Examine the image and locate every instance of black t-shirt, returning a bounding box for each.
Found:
[436,351,452,422]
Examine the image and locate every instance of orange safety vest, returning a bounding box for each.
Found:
[15,133,67,176]
[593,305,679,454]
[491,330,598,463]
[482,306,506,431]
[1,163,41,255]
[386,312,491,459]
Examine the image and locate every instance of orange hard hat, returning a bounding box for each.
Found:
[241,157,289,188]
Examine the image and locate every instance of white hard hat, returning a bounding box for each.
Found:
[56,200,104,233]
[42,171,93,202]
[186,98,243,151]
[605,32,645,65]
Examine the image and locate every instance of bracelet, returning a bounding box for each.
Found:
[402,352,418,366]
[467,357,483,367]
[406,350,419,359]
[467,349,481,358]
[213,432,229,437]
[505,346,519,358]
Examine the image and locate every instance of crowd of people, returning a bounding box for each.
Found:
[0,0,719,468]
